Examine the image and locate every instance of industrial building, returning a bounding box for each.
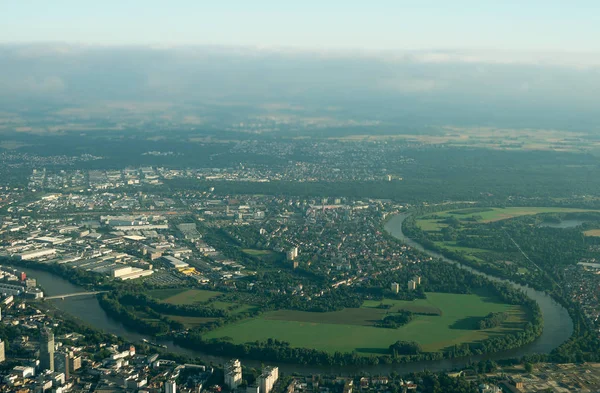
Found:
[18,248,57,260]
[162,255,189,269]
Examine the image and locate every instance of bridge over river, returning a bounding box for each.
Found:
[44,291,109,300]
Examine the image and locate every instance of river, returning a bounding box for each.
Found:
[14,213,573,375]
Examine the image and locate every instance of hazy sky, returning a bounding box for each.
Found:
[2,0,599,52]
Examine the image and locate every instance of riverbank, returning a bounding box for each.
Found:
[384,213,573,356]
[7,212,573,374]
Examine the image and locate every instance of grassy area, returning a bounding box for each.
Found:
[203,292,527,355]
[417,207,600,232]
[476,207,600,222]
[151,289,223,305]
[211,301,258,315]
[166,315,218,328]
[242,249,274,256]
[418,219,448,232]
[362,298,442,315]
[146,288,189,300]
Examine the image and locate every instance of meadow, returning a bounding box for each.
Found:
[203,292,527,355]
[147,288,223,304]
[242,249,274,256]
[145,288,258,328]
[420,207,600,228]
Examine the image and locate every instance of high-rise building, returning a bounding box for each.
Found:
[287,247,299,261]
[258,366,279,393]
[40,328,55,371]
[70,355,82,371]
[390,282,400,294]
[165,380,177,393]
[224,359,242,390]
[407,280,417,291]
[0,339,5,363]
[55,351,70,379]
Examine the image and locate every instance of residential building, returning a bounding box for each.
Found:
[407,280,417,291]
[225,359,243,390]
[259,366,279,393]
[390,282,400,294]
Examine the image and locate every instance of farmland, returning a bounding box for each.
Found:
[583,229,600,237]
[203,292,527,355]
[417,207,600,230]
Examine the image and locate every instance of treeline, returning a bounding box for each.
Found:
[174,279,543,366]
[99,293,184,335]
[389,340,421,355]
[261,287,363,312]
[478,312,509,329]
[118,292,227,318]
[402,209,600,363]
[174,334,453,366]
[376,312,413,329]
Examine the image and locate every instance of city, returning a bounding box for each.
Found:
[2,2,600,392]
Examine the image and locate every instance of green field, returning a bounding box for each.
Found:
[203,292,527,355]
[167,315,218,328]
[417,207,600,230]
[211,301,258,315]
[242,249,274,256]
[147,288,189,300]
[148,288,223,304]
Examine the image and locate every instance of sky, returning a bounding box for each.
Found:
[1,0,599,52]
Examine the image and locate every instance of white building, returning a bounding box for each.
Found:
[407,280,417,291]
[162,256,189,269]
[479,384,501,393]
[18,249,56,260]
[225,359,242,390]
[390,282,400,294]
[286,247,299,261]
[258,366,278,393]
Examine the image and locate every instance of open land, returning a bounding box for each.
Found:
[242,248,274,256]
[331,127,600,153]
[203,292,527,355]
[583,229,600,237]
[417,207,600,230]
[148,288,223,304]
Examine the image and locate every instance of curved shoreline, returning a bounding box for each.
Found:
[9,212,573,375]
[384,213,573,356]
